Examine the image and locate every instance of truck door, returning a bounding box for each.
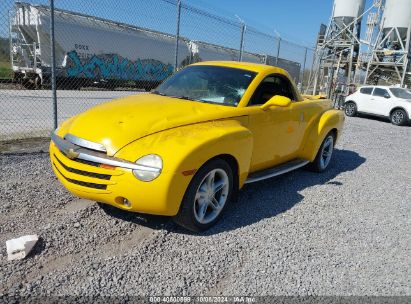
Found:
[246,74,302,172]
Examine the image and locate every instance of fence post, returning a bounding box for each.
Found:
[174,0,182,72]
[50,0,57,130]
[9,11,13,73]
[275,37,281,65]
[301,47,308,90]
[239,23,246,61]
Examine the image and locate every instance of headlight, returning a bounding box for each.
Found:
[132,154,162,182]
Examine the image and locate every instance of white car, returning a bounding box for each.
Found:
[344,86,411,126]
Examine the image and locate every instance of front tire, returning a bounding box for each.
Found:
[306,132,335,173]
[390,109,408,126]
[344,101,357,117]
[173,159,235,232]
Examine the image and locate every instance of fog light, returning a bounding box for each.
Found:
[123,198,131,207]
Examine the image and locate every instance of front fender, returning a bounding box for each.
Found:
[114,119,253,215]
[300,109,345,161]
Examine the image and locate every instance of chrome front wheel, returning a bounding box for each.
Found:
[173,159,234,232]
[193,169,229,225]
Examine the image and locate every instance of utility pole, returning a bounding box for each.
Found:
[50,0,57,129]
[174,0,182,72]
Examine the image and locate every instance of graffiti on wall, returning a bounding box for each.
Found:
[65,50,174,82]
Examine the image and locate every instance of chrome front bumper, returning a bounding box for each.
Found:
[50,132,160,173]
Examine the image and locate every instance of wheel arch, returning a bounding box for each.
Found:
[329,128,338,144]
[330,127,338,134]
[207,153,239,174]
[390,107,409,118]
[199,153,240,191]
[344,100,357,105]
[300,110,344,161]
[165,129,251,216]
[179,127,252,189]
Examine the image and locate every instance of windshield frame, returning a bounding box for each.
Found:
[153,65,258,107]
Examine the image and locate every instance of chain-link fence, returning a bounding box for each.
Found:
[0,0,314,141]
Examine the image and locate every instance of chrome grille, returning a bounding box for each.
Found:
[54,154,111,180]
[52,163,108,190]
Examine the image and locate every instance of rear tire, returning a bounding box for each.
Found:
[306,132,335,173]
[344,101,357,117]
[390,109,408,126]
[21,78,36,90]
[34,76,42,90]
[173,158,235,232]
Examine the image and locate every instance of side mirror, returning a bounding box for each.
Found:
[260,95,292,110]
[384,93,390,99]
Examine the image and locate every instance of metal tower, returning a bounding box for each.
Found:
[364,0,411,87]
[307,0,366,97]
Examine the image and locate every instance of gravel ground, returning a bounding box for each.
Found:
[0,116,410,297]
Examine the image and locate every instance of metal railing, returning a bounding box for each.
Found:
[0,0,314,141]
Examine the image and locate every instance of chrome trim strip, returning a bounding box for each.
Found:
[245,160,309,184]
[65,133,107,153]
[51,132,161,173]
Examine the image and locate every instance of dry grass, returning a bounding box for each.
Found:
[0,60,12,79]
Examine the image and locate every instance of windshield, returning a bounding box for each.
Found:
[389,88,411,100]
[154,65,257,106]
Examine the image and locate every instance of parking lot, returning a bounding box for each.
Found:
[0,90,141,140]
[0,116,410,297]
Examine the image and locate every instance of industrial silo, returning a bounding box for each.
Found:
[333,0,365,32]
[382,0,411,46]
[364,0,411,87]
[309,0,366,95]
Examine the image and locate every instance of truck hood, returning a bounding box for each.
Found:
[62,93,244,155]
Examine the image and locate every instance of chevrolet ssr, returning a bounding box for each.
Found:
[50,61,345,231]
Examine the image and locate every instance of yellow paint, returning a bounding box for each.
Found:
[50,61,344,216]
[261,95,292,110]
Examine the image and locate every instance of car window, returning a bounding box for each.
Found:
[154,65,257,107]
[360,87,373,95]
[248,74,296,106]
[373,88,390,98]
[389,88,411,99]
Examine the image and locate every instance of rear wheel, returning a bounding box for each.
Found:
[173,159,235,232]
[33,75,42,90]
[306,132,335,173]
[21,78,36,90]
[390,109,408,126]
[344,101,357,117]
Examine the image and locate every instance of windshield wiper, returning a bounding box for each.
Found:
[152,90,166,96]
[152,91,200,102]
[174,95,199,101]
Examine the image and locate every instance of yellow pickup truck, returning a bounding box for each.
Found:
[50,61,345,231]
